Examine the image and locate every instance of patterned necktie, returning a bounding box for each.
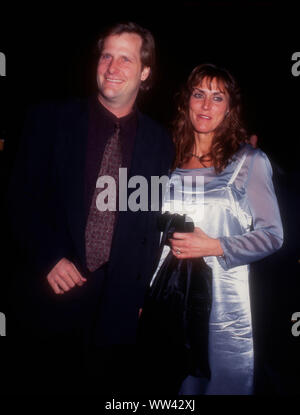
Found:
[85,121,122,272]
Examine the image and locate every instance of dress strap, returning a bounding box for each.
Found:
[228,151,248,186]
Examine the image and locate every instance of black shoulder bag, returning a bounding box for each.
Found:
[137,212,213,379]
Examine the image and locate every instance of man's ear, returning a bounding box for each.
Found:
[141,66,150,81]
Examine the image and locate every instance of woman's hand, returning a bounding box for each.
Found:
[169,227,224,259]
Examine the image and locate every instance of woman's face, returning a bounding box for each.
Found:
[189,77,230,137]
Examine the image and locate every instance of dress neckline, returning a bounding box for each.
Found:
[174,143,250,174]
[175,166,214,171]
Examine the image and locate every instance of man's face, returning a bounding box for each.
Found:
[97,33,150,115]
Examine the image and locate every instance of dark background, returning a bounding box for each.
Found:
[1,2,299,173]
[0,0,299,396]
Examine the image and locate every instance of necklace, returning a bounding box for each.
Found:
[189,153,202,161]
[189,152,212,168]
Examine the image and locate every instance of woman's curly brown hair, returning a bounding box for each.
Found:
[172,63,249,173]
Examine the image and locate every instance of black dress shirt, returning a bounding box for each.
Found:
[84,94,137,217]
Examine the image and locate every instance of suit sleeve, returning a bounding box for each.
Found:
[7,103,68,278]
[218,149,284,269]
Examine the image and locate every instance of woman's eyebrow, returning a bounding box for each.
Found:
[193,87,225,95]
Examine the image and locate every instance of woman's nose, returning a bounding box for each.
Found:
[202,97,210,110]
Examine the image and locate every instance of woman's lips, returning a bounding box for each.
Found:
[197,114,211,120]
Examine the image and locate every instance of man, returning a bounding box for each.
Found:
[8,22,173,393]
[250,156,300,395]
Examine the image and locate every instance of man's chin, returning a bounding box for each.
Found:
[101,88,123,100]
[98,92,124,110]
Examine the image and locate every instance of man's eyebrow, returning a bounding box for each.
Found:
[124,52,138,61]
[101,50,137,61]
[121,53,136,60]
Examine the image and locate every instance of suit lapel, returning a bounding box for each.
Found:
[108,112,157,274]
[128,111,154,179]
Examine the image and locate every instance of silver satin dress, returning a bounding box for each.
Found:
[151,143,283,395]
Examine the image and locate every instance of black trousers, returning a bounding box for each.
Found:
[6,263,184,395]
[6,264,105,394]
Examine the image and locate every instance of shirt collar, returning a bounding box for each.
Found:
[92,94,137,130]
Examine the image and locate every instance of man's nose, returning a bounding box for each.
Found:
[107,58,118,74]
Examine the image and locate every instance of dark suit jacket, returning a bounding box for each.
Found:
[250,164,300,394]
[8,98,174,345]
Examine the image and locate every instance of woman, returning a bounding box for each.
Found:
[151,63,283,395]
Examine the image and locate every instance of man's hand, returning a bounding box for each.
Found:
[46,258,87,294]
[246,134,258,148]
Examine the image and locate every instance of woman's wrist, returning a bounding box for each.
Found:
[210,238,224,257]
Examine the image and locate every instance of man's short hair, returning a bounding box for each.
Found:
[97,21,156,92]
